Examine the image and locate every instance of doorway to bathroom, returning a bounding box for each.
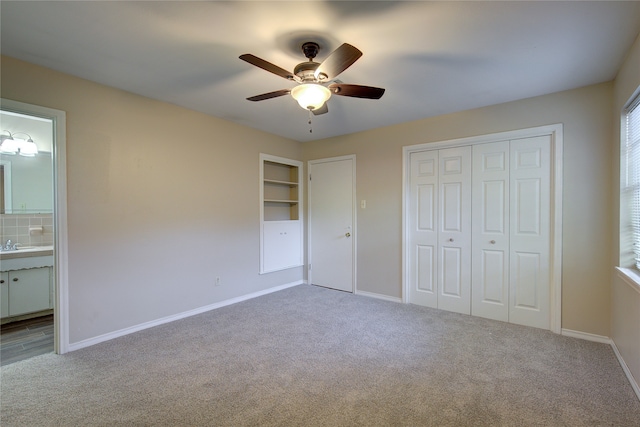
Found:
[0,98,68,363]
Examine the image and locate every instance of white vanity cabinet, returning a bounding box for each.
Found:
[0,250,54,319]
[5,268,52,316]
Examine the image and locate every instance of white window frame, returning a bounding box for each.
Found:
[617,87,640,294]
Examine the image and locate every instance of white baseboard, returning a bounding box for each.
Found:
[355,289,402,303]
[68,280,304,352]
[561,328,612,344]
[611,340,640,401]
[562,328,640,401]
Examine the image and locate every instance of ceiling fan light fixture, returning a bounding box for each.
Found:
[291,84,331,111]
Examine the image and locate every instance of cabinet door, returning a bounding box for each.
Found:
[263,221,302,273]
[0,272,8,318]
[9,268,51,316]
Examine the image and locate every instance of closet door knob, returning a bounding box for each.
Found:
[12,278,18,282]
[345,232,351,237]
[490,240,496,244]
[448,238,454,242]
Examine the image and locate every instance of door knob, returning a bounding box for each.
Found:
[490,240,496,244]
[448,238,454,242]
[345,232,351,237]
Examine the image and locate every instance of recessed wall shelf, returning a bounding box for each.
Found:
[260,154,303,273]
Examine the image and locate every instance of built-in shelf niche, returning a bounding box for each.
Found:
[263,160,299,221]
[260,154,303,273]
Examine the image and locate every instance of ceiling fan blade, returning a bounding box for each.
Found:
[311,103,328,116]
[314,43,362,81]
[239,54,297,81]
[246,89,291,102]
[329,83,385,99]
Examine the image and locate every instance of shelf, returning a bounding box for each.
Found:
[264,179,298,187]
[264,199,298,204]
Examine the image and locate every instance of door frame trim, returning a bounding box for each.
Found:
[307,155,357,293]
[1,98,69,353]
[402,124,563,333]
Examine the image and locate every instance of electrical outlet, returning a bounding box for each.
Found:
[215,277,221,286]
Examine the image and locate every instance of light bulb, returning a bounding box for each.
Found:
[290,84,331,111]
[0,136,19,155]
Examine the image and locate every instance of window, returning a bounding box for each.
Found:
[622,90,640,270]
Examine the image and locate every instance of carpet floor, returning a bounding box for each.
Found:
[1,284,639,426]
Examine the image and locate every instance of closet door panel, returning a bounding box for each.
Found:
[408,151,439,307]
[513,251,541,308]
[441,246,463,297]
[509,136,551,329]
[438,146,471,315]
[416,245,436,294]
[472,142,510,321]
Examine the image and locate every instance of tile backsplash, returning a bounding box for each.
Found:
[0,214,54,247]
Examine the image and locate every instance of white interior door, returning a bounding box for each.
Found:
[308,156,355,292]
[437,146,472,314]
[408,150,439,307]
[509,135,551,329]
[408,147,471,313]
[472,141,510,321]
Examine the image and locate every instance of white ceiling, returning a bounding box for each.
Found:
[1,1,640,142]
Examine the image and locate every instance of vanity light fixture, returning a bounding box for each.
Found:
[0,131,39,157]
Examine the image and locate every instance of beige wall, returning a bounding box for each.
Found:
[1,56,303,344]
[612,33,640,388]
[304,82,614,337]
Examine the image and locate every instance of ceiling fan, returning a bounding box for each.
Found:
[239,42,385,115]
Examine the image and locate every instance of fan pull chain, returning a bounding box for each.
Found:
[308,109,313,133]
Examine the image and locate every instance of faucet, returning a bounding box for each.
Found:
[3,239,17,251]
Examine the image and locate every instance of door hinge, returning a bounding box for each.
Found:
[309,174,311,181]
[308,264,312,270]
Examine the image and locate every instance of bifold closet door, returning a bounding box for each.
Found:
[471,136,551,329]
[437,146,471,315]
[408,149,439,308]
[471,141,510,322]
[509,136,551,330]
[408,147,471,314]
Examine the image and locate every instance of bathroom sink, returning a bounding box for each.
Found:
[0,245,54,260]
[0,246,34,252]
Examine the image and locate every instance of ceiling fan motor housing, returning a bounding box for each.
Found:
[294,61,321,82]
[294,42,327,82]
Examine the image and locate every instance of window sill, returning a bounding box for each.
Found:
[616,267,640,295]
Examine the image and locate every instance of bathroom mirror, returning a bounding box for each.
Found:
[1,153,53,214]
